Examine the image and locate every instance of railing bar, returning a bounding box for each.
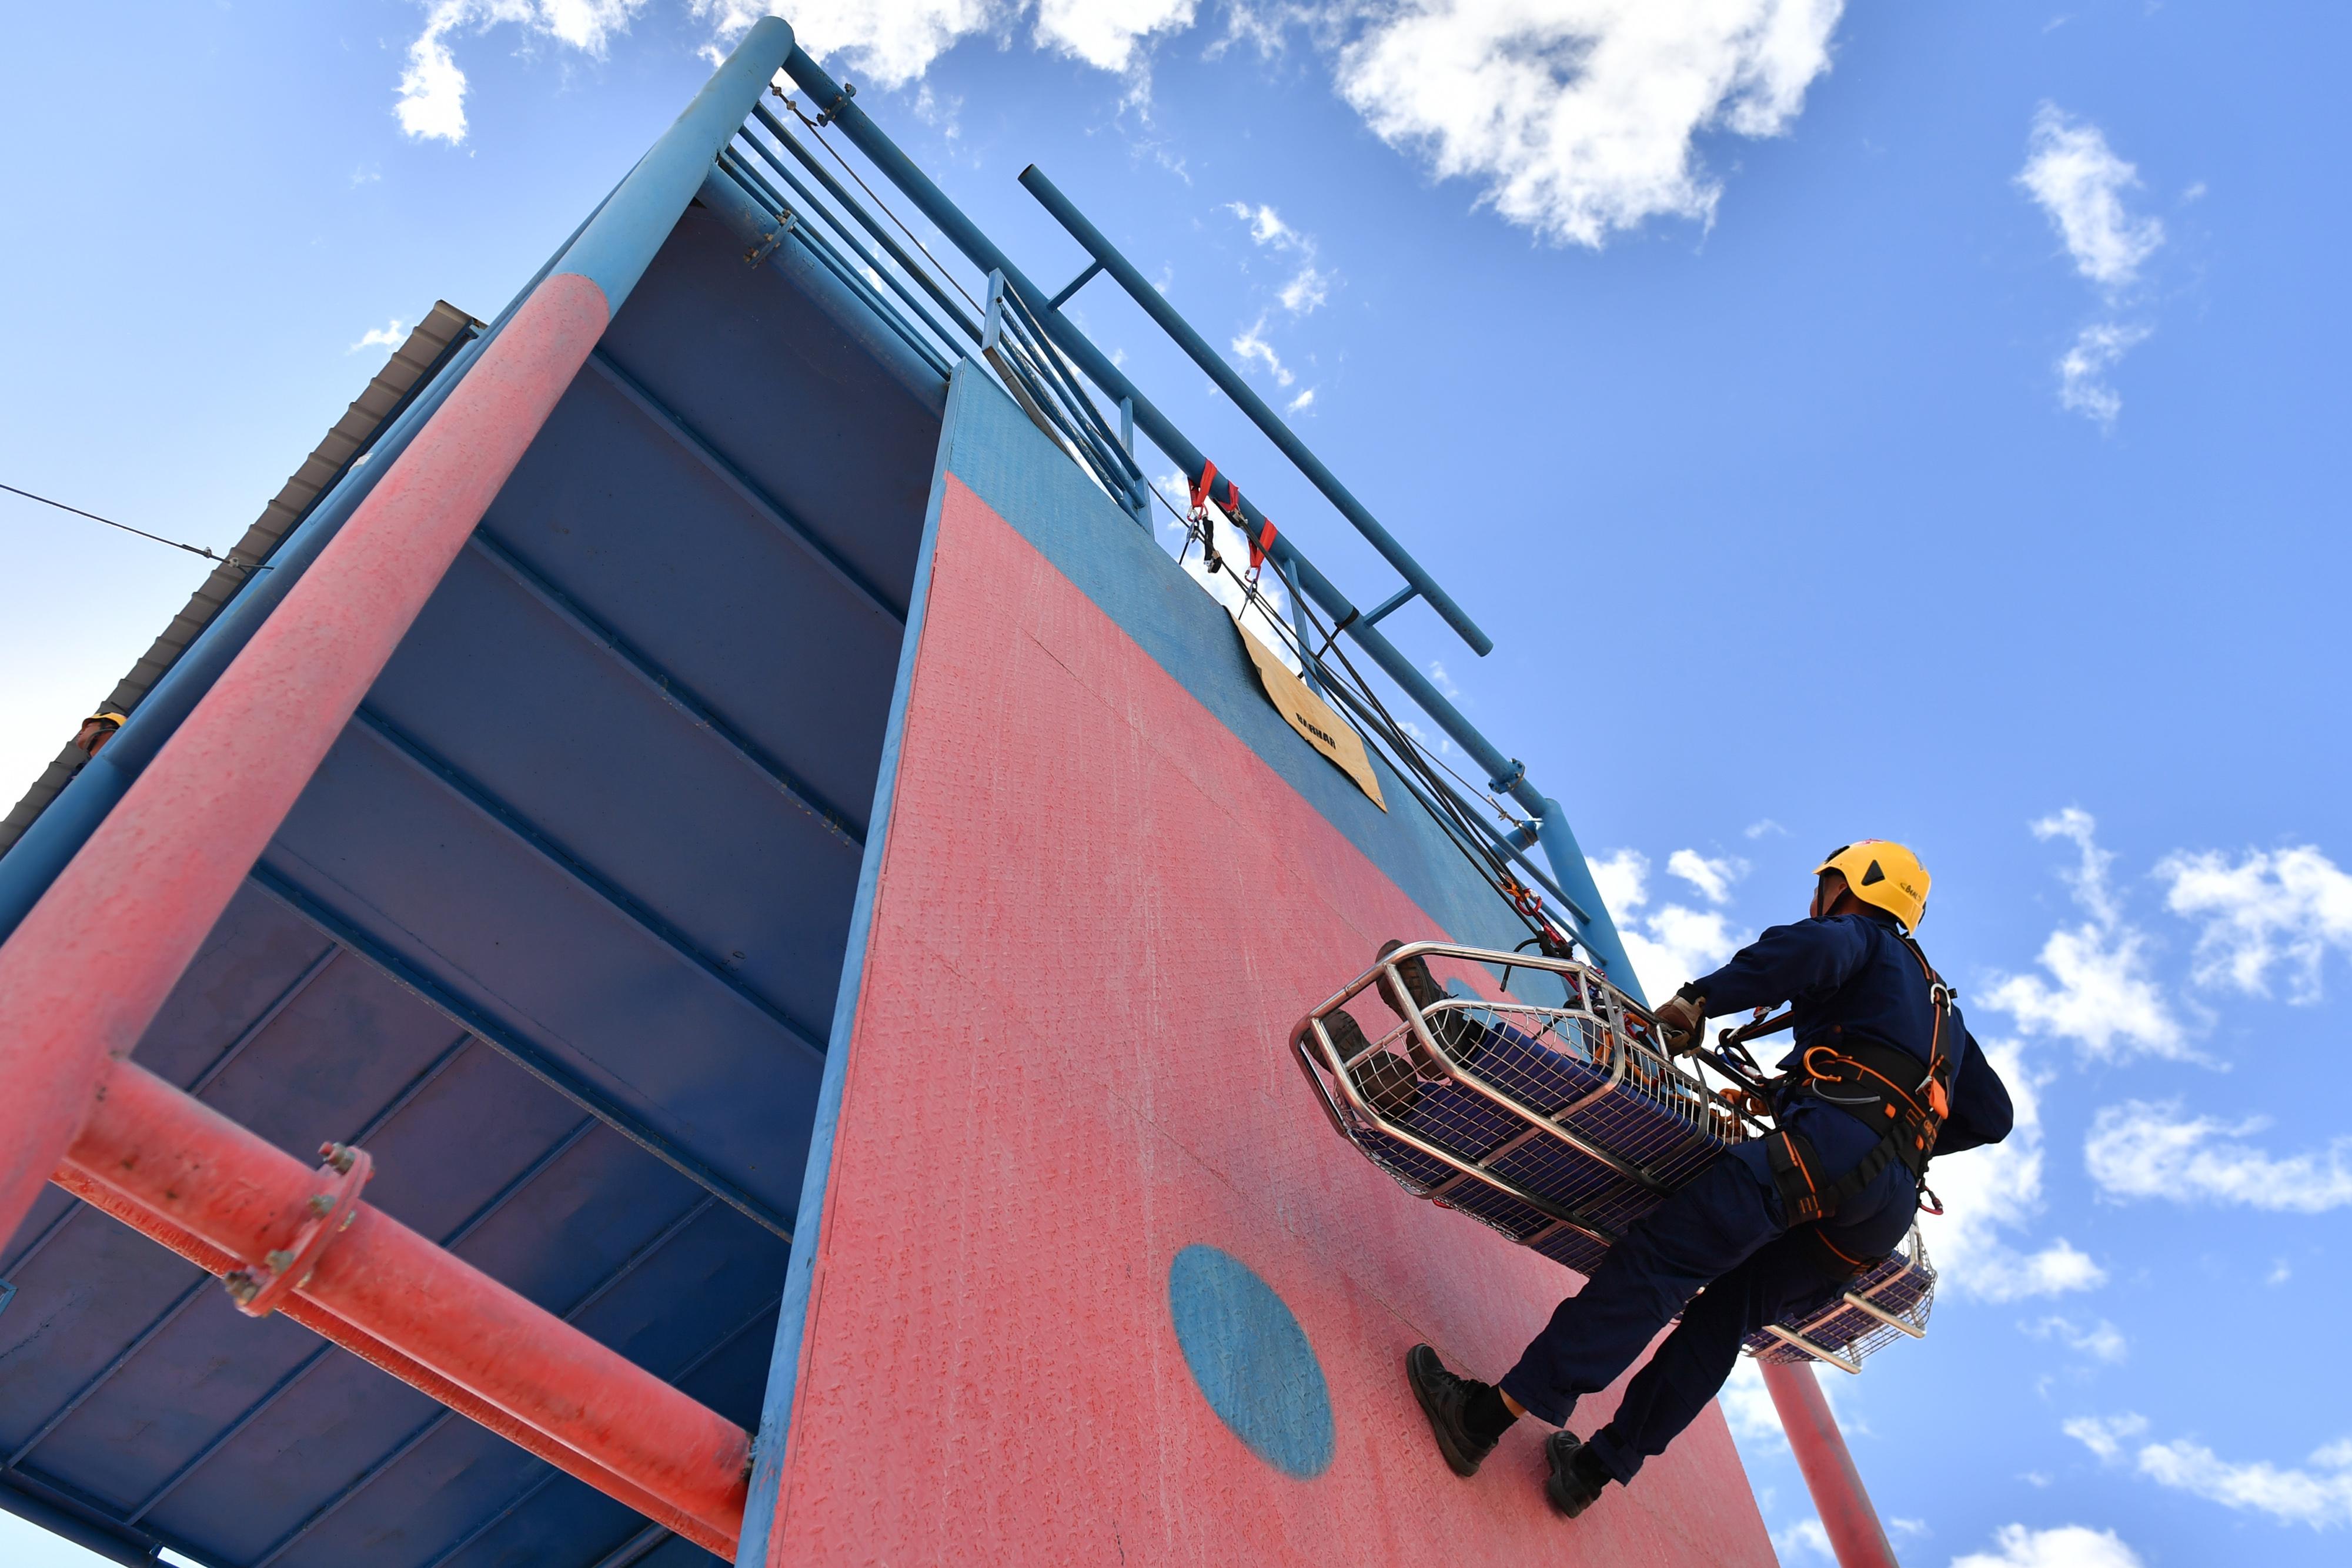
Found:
[998,285,1137,472]
[713,153,953,379]
[715,152,954,379]
[757,106,984,342]
[747,108,984,343]
[731,129,970,360]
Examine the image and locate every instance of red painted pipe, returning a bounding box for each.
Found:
[0,275,609,1248]
[49,1162,732,1557]
[1759,1358,1899,1568]
[56,1057,749,1548]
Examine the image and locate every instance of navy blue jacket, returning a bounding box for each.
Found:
[1693,912,2014,1168]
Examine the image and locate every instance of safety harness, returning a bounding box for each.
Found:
[1760,931,1956,1242]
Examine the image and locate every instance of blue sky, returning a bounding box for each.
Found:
[2,4,2347,1566]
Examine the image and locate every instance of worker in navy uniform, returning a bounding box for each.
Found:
[1405,841,2014,1517]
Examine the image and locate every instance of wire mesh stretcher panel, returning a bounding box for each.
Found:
[1293,942,1935,1372]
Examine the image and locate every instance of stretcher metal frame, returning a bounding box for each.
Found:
[1292,941,1740,1260]
[1293,941,1936,1377]
[1746,1228,1937,1375]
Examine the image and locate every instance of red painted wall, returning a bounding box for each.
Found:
[763,475,1775,1565]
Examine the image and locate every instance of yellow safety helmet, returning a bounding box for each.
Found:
[83,711,128,728]
[1814,840,1930,931]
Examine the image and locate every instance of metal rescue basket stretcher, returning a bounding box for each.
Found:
[1291,941,1936,1375]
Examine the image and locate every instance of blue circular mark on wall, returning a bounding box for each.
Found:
[1167,1245,1334,1479]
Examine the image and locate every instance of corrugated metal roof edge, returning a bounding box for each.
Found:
[0,303,482,858]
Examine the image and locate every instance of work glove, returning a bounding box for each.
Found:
[1654,987,1708,1056]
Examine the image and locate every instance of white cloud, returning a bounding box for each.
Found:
[1983,810,2190,1062]
[1231,317,1295,386]
[2269,1259,2292,1286]
[349,319,409,353]
[1224,202,1333,319]
[2072,1416,2352,1529]
[1928,1037,2106,1302]
[398,1,646,143]
[1772,1517,1833,1560]
[2063,1412,2149,1462]
[2055,322,2151,430]
[2085,1101,2352,1213]
[1718,1356,1786,1450]
[1285,387,1317,413]
[1590,848,1745,999]
[2017,105,2164,290]
[1333,0,1845,247]
[1745,817,1787,840]
[1032,0,1196,71]
[2022,1315,2127,1363]
[1224,200,1303,251]
[1278,265,1331,314]
[1425,660,1460,698]
[2156,844,2352,1003]
[1666,848,1743,905]
[402,4,1840,250]
[1951,1522,2146,1568]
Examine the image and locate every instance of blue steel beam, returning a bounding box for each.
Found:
[465,531,866,851]
[1017,165,1495,658]
[248,867,796,1241]
[775,46,1643,996]
[580,350,907,626]
[182,941,340,1098]
[346,708,831,1062]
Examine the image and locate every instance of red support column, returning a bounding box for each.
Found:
[1759,1358,1900,1568]
[0,275,611,1247]
[56,1057,750,1551]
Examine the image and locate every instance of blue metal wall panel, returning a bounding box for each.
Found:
[0,166,939,1568]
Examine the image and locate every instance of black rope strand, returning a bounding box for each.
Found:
[1,482,255,571]
[776,92,985,315]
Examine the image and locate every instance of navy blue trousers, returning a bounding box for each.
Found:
[1496,1137,1913,1485]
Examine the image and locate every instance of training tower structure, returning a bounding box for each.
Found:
[0,22,1889,1567]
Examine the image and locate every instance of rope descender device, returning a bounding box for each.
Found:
[223,1141,374,1319]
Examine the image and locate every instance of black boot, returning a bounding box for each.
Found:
[1379,938,1481,1066]
[1331,1009,1422,1118]
[1406,1345,1502,1477]
[1377,938,1447,1016]
[1544,1431,1613,1517]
